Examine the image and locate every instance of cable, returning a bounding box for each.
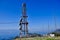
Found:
[0,22,19,24]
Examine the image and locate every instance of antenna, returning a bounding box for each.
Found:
[47,16,50,36]
[54,15,57,31]
[19,3,28,39]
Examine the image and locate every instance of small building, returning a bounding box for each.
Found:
[49,34,55,37]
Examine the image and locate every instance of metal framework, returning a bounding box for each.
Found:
[19,3,28,38]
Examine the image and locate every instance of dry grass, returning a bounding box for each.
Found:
[15,37,60,40]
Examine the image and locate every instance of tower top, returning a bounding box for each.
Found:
[22,3,27,17]
[22,3,26,7]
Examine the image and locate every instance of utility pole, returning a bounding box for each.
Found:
[54,15,57,31]
[48,19,50,34]
[19,3,28,40]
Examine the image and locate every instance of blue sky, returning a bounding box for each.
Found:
[0,0,60,33]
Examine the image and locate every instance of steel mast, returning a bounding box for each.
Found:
[19,3,28,38]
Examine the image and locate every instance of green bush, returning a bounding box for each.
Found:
[47,38,55,40]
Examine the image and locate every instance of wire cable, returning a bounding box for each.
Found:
[0,22,19,24]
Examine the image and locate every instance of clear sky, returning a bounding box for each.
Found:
[0,0,60,33]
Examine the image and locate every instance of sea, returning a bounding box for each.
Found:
[0,30,20,40]
[0,30,47,40]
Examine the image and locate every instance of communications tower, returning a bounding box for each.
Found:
[19,3,28,38]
